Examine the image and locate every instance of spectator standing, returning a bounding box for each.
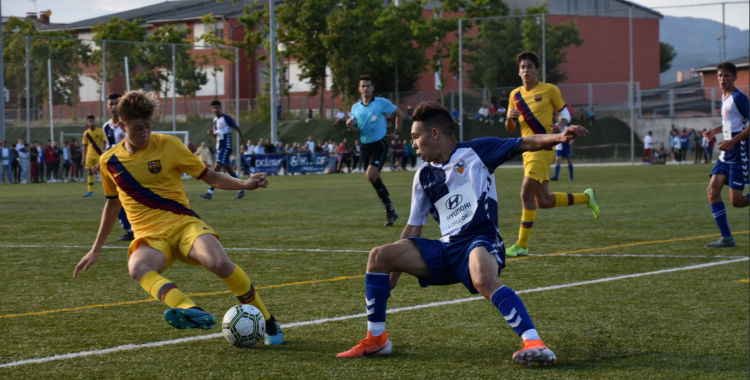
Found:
[195,141,211,167]
[688,128,697,159]
[265,140,276,154]
[18,144,29,184]
[187,139,196,153]
[400,139,409,171]
[61,141,72,181]
[588,107,596,126]
[71,140,82,181]
[694,129,704,163]
[642,131,653,164]
[44,141,57,182]
[499,90,510,110]
[406,105,414,120]
[11,145,20,183]
[337,138,352,173]
[578,108,586,122]
[352,140,362,172]
[673,130,682,164]
[306,109,314,122]
[255,138,266,155]
[1,141,13,184]
[29,142,39,183]
[305,136,315,154]
[36,142,45,183]
[679,128,690,163]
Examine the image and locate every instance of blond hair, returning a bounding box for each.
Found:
[117,90,160,123]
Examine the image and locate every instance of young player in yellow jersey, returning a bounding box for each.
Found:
[505,51,601,257]
[81,115,106,197]
[73,91,284,344]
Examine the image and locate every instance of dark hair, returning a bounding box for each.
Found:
[118,90,159,123]
[107,92,122,101]
[717,61,738,77]
[86,114,95,120]
[412,102,455,137]
[517,51,540,69]
[210,100,222,107]
[358,74,374,84]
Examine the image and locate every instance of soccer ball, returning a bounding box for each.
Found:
[222,305,266,348]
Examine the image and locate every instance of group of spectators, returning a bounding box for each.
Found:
[669,125,716,164]
[0,139,86,184]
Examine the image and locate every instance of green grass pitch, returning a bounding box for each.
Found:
[0,164,747,379]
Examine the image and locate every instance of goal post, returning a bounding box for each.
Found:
[153,131,189,146]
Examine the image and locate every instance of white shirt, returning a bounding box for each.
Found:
[336,112,346,119]
[247,144,256,154]
[103,119,126,149]
[254,145,265,155]
[306,141,315,153]
[479,107,489,117]
[62,147,71,161]
[644,135,653,149]
[1,147,11,165]
[36,146,43,162]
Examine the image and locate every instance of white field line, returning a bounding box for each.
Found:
[0,244,747,259]
[1,257,746,370]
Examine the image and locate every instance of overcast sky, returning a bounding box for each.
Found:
[2,0,749,30]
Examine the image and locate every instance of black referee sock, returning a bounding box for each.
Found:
[372,178,393,209]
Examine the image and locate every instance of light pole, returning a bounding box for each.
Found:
[278,42,286,120]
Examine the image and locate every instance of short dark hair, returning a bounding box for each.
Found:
[412,102,455,137]
[211,100,222,107]
[86,114,95,120]
[717,61,737,77]
[107,92,121,101]
[517,51,540,69]
[358,74,374,84]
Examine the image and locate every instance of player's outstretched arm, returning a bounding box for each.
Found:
[74,198,121,278]
[201,170,268,191]
[515,125,588,154]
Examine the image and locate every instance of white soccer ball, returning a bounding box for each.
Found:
[222,305,266,348]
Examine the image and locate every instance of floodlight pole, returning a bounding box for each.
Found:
[172,44,176,131]
[124,57,131,92]
[25,36,31,148]
[721,3,726,61]
[0,1,5,141]
[236,47,241,174]
[629,6,635,165]
[48,59,54,142]
[458,18,463,142]
[102,41,106,120]
[269,0,278,143]
[541,14,546,83]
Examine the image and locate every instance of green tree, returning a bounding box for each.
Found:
[660,42,677,74]
[90,17,148,93]
[3,17,91,121]
[522,4,584,84]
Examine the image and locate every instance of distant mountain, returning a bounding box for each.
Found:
[660,16,749,85]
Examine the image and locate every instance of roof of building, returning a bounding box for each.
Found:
[694,56,750,72]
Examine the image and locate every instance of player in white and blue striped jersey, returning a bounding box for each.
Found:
[100,92,133,242]
[337,102,589,366]
[704,61,749,248]
[200,100,246,200]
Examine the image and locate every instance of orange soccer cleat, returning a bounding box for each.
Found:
[336,332,393,358]
[512,339,557,366]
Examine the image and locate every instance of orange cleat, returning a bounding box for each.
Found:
[512,339,557,366]
[336,332,393,358]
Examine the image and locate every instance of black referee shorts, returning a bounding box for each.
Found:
[361,139,388,171]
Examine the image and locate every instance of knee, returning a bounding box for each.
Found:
[706,186,719,201]
[366,173,378,183]
[730,196,746,208]
[367,246,391,271]
[471,274,500,298]
[128,262,152,282]
[205,255,234,277]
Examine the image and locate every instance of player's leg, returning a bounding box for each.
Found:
[508,168,541,257]
[187,233,283,344]
[129,243,215,329]
[116,207,134,241]
[337,239,431,358]
[83,167,95,197]
[221,161,246,199]
[365,140,397,226]
[551,156,560,181]
[729,188,749,208]
[467,246,556,366]
[566,157,574,180]
[705,172,734,247]
[545,172,599,218]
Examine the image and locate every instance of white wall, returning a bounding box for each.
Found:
[79,75,99,102]
[196,67,225,96]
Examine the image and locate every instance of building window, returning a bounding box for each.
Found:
[193,22,224,49]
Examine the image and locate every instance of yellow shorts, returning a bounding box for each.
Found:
[127,217,220,270]
[85,154,100,170]
[522,150,555,184]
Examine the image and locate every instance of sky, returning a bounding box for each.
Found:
[2,0,749,30]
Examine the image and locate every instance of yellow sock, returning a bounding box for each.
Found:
[139,271,196,309]
[87,174,94,193]
[553,192,589,207]
[516,209,536,249]
[222,264,271,320]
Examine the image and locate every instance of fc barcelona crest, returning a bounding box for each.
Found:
[454,159,465,174]
[148,160,162,174]
[534,94,542,102]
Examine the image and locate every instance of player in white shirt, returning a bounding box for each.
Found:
[200,100,247,200]
[337,102,589,366]
[703,62,749,247]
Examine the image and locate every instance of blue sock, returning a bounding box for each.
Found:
[365,272,390,336]
[491,286,536,338]
[207,187,214,194]
[554,164,560,178]
[568,164,574,178]
[710,202,732,238]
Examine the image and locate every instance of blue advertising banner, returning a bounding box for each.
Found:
[243,154,286,175]
[286,153,329,174]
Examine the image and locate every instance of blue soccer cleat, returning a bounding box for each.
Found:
[264,315,284,345]
[82,192,94,197]
[164,307,216,330]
